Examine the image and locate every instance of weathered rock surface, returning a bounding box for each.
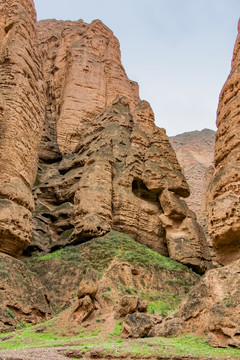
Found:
[29,18,212,272]
[0,0,44,257]
[121,312,154,338]
[37,19,139,157]
[207,20,240,265]
[77,279,98,299]
[170,129,215,223]
[152,259,240,349]
[32,97,212,272]
[0,253,51,332]
[170,130,215,258]
[115,296,148,319]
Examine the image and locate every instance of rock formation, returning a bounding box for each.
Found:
[170,129,215,259]
[31,19,211,273]
[152,259,240,349]
[0,253,51,332]
[36,19,139,158]
[207,19,240,265]
[0,0,44,257]
[170,129,215,226]
[0,3,219,338]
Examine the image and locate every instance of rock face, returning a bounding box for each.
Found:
[207,20,240,265]
[37,19,139,158]
[33,97,211,272]
[31,19,211,273]
[152,259,240,349]
[170,129,215,259]
[0,253,52,333]
[0,0,44,257]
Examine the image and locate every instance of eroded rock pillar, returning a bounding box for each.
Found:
[0,0,44,257]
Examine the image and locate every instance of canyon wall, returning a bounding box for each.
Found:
[207,19,240,265]
[0,0,44,257]
[37,19,139,158]
[31,19,211,273]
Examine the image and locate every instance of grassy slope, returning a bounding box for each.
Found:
[34,230,188,272]
[1,231,239,357]
[0,324,240,358]
[28,231,199,316]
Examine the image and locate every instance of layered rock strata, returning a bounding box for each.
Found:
[37,19,139,158]
[30,19,212,273]
[207,19,240,265]
[0,0,44,257]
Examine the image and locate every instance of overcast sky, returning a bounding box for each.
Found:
[34,0,240,136]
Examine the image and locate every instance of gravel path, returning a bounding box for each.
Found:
[0,347,236,360]
[0,347,81,360]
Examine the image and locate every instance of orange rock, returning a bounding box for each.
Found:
[37,19,139,156]
[77,279,98,299]
[207,20,240,265]
[33,19,211,272]
[0,0,44,257]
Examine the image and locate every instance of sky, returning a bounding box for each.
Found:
[34,0,240,136]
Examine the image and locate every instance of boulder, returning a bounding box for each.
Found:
[77,279,99,300]
[115,296,139,318]
[121,312,153,338]
[138,300,148,313]
[71,295,95,323]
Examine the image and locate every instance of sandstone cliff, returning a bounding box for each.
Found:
[0,0,44,257]
[37,19,139,158]
[207,19,240,265]
[28,19,212,273]
[0,7,215,334]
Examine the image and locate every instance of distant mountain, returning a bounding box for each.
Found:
[170,129,215,240]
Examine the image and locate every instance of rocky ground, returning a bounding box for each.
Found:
[0,232,240,359]
[0,333,240,359]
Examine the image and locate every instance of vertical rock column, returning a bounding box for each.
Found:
[0,0,44,257]
[208,20,240,265]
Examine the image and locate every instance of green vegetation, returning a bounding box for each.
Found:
[33,174,41,187]
[28,231,197,315]
[0,324,240,359]
[34,230,192,274]
[223,296,232,307]
[111,321,123,336]
[5,308,15,319]
[145,291,180,317]
[0,320,99,350]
